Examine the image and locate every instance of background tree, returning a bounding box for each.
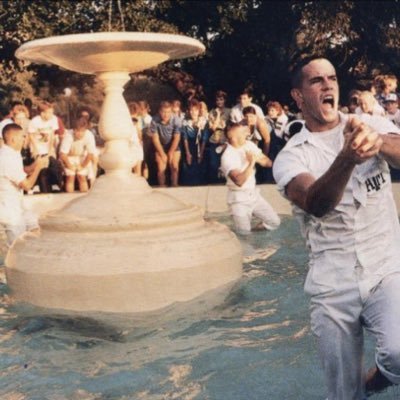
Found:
[1,0,400,116]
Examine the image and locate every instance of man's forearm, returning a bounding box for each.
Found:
[257,154,272,168]
[304,154,356,217]
[229,163,254,187]
[20,164,43,191]
[379,133,400,168]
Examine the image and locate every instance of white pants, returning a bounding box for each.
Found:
[310,272,400,400]
[64,156,89,176]
[2,209,38,247]
[227,188,280,234]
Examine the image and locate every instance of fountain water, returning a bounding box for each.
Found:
[5,32,242,313]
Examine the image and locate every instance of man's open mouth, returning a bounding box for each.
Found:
[322,96,335,107]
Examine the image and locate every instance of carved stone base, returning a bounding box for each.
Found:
[5,175,242,313]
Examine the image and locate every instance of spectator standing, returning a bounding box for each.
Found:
[77,106,101,185]
[171,100,185,124]
[242,106,272,183]
[28,101,58,158]
[242,106,271,156]
[376,74,398,106]
[199,101,209,122]
[149,101,182,187]
[138,100,153,181]
[11,105,32,167]
[128,101,145,176]
[208,90,231,183]
[383,93,400,128]
[347,89,362,114]
[230,88,264,123]
[180,100,210,185]
[266,101,289,139]
[27,101,64,192]
[59,118,97,193]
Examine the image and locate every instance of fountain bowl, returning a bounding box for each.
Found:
[15,32,206,74]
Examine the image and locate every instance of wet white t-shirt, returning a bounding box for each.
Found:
[273,112,400,298]
[0,145,26,225]
[220,141,261,191]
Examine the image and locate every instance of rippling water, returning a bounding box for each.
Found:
[0,216,397,399]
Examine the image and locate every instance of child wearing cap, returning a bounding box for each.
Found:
[384,93,400,128]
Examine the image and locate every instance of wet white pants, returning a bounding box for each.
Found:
[227,188,280,234]
[310,272,400,400]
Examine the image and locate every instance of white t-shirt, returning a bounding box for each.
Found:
[386,110,400,128]
[0,145,26,225]
[230,103,264,123]
[60,129,96,157]
[220,141,261,191]
[273,112,400,298]
[28,115,59,155]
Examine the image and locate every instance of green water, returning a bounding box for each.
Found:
[0,216,397,399]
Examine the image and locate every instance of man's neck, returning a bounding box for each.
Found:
[305,116,340,133]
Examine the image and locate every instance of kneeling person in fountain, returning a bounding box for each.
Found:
[0,123,49,246]
[220,122,280,234]
[59,118,97,193]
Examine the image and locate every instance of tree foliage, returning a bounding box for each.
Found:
[1,0,400,112]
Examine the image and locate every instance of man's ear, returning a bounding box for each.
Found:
[291,88,303,110]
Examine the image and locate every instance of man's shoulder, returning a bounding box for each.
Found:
[0,145,21,166]
[84,129,95,139]
[244,140,259,151]
[221,144,237,159]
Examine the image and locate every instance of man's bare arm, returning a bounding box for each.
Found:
[379,133,400,168]
[228,151,256,187]
[19,156,49,191]
[286,155,356,218]
[286,120,382,218]
[256,153,273,168]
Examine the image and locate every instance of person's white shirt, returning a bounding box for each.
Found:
[0,118,13,140]
[28,115,59,155]
[60,129,96,157]
[273,112,400,299]
[0,144,27,225]
[386,109,400,128]
[220,140,261,191]
[230,103,264,123]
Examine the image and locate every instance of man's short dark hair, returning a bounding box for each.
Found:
[226,121,246,134]
[2,123,23,143]
[215,90,227,100]
[239,87,253,98]
[290,55,327,88]
[242,106,256,116]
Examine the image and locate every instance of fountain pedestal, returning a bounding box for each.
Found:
[5,32,242,313]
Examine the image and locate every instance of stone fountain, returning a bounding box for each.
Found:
[5,32,242,313]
